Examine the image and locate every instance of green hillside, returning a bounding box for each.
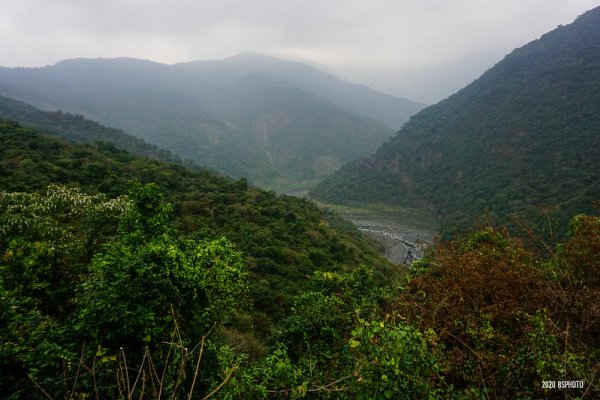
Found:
[197,75,393,190]
[0,118,396,397]
[3,118,599,397]
[0,119,392,324]
[310,6,600,237]
[0,94,183,164]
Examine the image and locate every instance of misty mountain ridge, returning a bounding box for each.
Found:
[175,52,426,129]
[0,94,191,166]
[0,53,425,191]
[310,5,600,237]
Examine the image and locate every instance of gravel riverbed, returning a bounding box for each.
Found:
[344,216,436,264]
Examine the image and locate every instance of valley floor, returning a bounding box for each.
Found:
[308,199,439,264]
[346,216,435,264]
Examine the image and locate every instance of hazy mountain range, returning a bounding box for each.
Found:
[0,53,424,190]
[310,6,600,237]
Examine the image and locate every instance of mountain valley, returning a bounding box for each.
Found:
[0,54,424,191]
[1,5,600,399]
[311,6,600,239]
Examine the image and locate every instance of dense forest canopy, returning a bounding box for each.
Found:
[0,119,392,322]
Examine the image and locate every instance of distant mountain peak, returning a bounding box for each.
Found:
[224,52,278,61]
[224,52,339,75]
[53,57,165,67]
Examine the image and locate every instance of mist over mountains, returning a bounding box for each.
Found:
[0,53,424,190]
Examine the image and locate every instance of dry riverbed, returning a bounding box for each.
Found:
[286,194,438,265]
[344,216,436,264]
[306,200,438,265]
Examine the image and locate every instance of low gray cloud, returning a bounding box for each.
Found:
[1,0,597,102]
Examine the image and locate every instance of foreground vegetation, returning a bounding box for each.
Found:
[0,119,391,329]
[2,182,598,398]
[1,119,599,398]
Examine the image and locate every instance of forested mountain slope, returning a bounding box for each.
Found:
[311,6,600,237]
[0,94,182,164]
[3,118,599,398]
[0,119,391,326]
[0,55,423,190]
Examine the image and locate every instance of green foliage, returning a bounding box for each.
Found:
[0,121,394,398]
[4,108,599,398]
[0,183,248,398]
[274,266,387,365]
[222,349,309,399]
[0,184,131,317]
[460,226,509,251]
[0,119,392,329]
[1,176,599,398]
[350,318,439,399]
[515,310,586,392]
[0,185,131,397]
[75,180,247,349]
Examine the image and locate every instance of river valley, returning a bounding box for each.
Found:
[288,191,438,265]
[344,215,436,264]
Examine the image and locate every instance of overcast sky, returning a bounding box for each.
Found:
[1,0,598,103]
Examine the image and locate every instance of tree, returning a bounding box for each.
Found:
[1,183,248,398]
